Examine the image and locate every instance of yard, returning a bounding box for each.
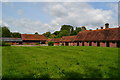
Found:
[2,46,119,78]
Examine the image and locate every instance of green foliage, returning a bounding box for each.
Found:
[35,32,39,35]
[58,30,70,37]
[43,32,51,37]
[53,31,60,35]
[11,32,21,38]
[76,27,82,33]
[1,26,11,37]
[2,46,119,78]
[48,41,54,46]
[1,41,11,46]
[49,34,56,38]
[61,25,73,32]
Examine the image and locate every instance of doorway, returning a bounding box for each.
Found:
[97,42,100,46]
[65,42,69,46]
[106,42,110,47]
[77,42,79,46]
[82,42,84,46]
[89,42,92,46]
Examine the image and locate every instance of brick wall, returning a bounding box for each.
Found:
[69,42,74,46]
[73,42,77,46]
[79,42,82,46]
[92,42,97,46]
[84,42,89,46]
[100,42,106,47]
[54,43,60,46]
[110,42,117,47]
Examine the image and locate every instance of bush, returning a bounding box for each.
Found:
[48,41,54,46]
[35,43,40,45]
[1,41,11,46]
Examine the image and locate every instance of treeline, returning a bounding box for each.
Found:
[0,26,21,38]
[0,25,83,38]
[42,25,83,38]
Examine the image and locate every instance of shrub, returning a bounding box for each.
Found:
[1,41,11,46]
[35,43,40,45]
[48,41,54,46]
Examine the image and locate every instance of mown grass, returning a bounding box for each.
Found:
[2,46,119,78]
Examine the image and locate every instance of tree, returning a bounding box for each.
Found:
[61,25,73,33]
[53,31,60,35]
[58,30,69,37]
[49,34,56,38]
[35,32,39,35]
[70,27,76,35]
[76,27,82,34]
[11,32,21,38]
[2,26,11,37]
[43,32,51,37]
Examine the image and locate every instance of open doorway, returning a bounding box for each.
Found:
[65,42,69,46]
[97,42,100,46]
[106,42,110,47]
[82,42,84,46]
[77,42,79,46]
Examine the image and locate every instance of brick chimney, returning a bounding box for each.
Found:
[101,27,103,29]
[82,26,86,31]
[105,23,109,28]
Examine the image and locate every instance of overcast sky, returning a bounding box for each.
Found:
[0,0,119,34]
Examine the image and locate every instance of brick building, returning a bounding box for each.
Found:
[1,23,120,47]
[51,23,120,48]
[21,34,47,45]
[60,36,76,46]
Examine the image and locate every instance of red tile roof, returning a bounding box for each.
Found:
[21,34,47,41]
[75,28,120,41]
[49,38,62,42]
[61,36,76,42]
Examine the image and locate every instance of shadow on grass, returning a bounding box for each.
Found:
[2,66,118,79]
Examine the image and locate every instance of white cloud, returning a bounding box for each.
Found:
[45,2,117,29]
[3,18,55,34]
[2,2,118,33]
[0,20,9,26]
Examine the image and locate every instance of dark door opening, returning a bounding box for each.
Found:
[117,42,120,48]
[89,42,92,46]
[97,42,100,46]
[19,42,22,45]
[65,42,69,46]
[82,42,84,46]
[77,42,79,46]
[106,42,110,47]
[41,42,45,44]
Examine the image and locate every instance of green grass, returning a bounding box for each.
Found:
[2,46,119,78]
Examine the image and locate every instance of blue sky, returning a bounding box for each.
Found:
[1,2,118,34]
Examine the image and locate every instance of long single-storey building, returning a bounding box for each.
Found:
[1,23,120,47]
[21,34,47,45]
[51,23,120,48]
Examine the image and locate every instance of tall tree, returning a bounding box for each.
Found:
[2,26,11,37]
[61,25,73,33]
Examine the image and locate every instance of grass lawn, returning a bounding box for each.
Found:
[2,46,119,78]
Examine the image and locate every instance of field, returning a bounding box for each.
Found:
[2,46,119,78]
